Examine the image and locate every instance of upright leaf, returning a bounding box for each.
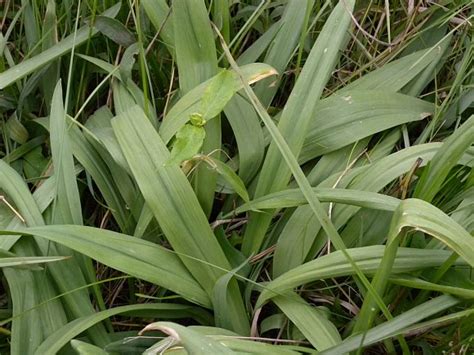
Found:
[173,0,219,216]
[242,0,355,255]
[112,106,249,335]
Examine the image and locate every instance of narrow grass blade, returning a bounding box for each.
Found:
[224,91,265,183]
[141,0,173,46]
[93,16,135,47]
[204,156,250,202]
[389,275,474,299]
[212,261,249,335]
[254,0,314,106]
[0,4,121,89]
[50,81,82,225]
[323,295,460,355]
[40,0,59,108]
[414,115,474,202]
[340,37,451,93]
[0,255,68,268]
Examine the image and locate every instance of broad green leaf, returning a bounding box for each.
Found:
[76,53,118,77]
[50,84,108,339]
[93,16,135,47]
[257,246,468,307]
[224,93,265,183]
[35,303,211,355]
[242,0,355,255]
[223,0,396,334]
[159,63,277,143]
[212,0,230,42]
[141,322,234,354]
[237,20,281,65]
[201,69,237,120]
[274,143,474,277]
[119,43,139,82]
[231,188,400,214]
[166,124,206,166]
[1,225,210,308]
[273,291,341,351]
[354,198,474,333]
[0,4,121,89]
[299,90,434,163]
[112,105,249,334]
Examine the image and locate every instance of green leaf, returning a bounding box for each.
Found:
[173,0,220,217]
[256,246,467,307]
[93,16,136,47]
[299,90,434,163]
[242,0,356,255]
[141,322,234,354]
[141,0,174,50]
[273,291,341,351]
[354,198,474,334]
[49,81,82,225]
[35,303,211,355]
[0,255,68,268]
[415,115,474,202]
[253,0,314,106]
[201,69,237,120]
[6,113,29,144]
[119,43,139,82]
[0,4,121,89]
[112,105,249,334]
[389,274,474,299]
[159,63,277,143]
[231,188,400,215]
[2,225,210,308]
[339,37,451,93]
[70,340,108,355]
[166,124,206,166]
[212,261,249,336]
[322,295,460,355]
[204,156,250,202]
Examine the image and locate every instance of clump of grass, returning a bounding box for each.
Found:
[0,0,472,354]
